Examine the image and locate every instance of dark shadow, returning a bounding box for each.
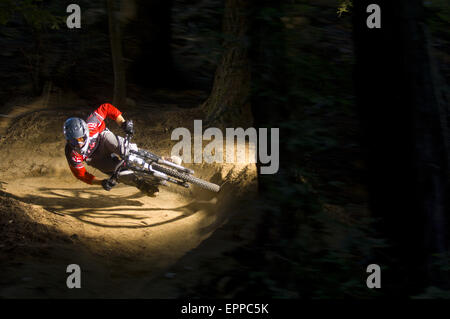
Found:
[1,184,218,229]
[193,168,258,236]
[65,198,218,228]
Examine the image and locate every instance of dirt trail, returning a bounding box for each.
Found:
[0,94,257,298]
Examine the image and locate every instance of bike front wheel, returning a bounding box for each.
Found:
[152,164,220,193]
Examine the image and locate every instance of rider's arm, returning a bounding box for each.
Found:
[91,177,103,185]
[94,103,123,122]
[69,165,105,186]
[65,144,97,185]
[116,113,134,135]
[69,165,96,184]
[115,114,125,126]
[90,103,129,132]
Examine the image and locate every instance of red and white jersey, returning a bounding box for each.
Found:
[65,103,122,184]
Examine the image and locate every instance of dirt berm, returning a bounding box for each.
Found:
[0,94,259,298]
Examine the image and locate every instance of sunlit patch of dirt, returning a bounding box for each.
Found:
[0,94,257,298]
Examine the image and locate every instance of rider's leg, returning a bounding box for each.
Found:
[100,130,138,159]
[88,130,137,174]
[87,131,121,173]
[116,170,139,187]
[89,131,160,196]
[117,171,160,196]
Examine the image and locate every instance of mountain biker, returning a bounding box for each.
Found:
[63,103,160,196]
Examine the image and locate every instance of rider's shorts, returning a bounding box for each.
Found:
[85,130,137,185]
[86,130,124,174]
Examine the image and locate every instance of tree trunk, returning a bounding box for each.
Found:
[352,0,449,294]
[107,0,127,108]
[248,0,294,243]
[129,0,175,88]
[201,0,251,127]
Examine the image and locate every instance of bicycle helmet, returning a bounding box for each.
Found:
[63,117,90,155]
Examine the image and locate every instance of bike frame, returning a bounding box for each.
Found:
[108,134,193,189]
